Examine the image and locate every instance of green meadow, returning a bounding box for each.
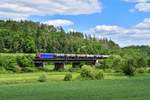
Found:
[0,74,150,100]
[0,71,127,84]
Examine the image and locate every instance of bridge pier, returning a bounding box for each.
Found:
[34,62,44,68]
[54,63,64,71]
[72,63,82,68]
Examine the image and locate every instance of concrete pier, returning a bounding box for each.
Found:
[34,62,44,68]
[54,63,64,71]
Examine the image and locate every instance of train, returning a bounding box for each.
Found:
[36,53,110,59]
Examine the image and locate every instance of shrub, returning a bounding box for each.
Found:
[122,66,135,76]
[136,68,145,74]
[0,67,7,74]
[136,57,147,68]
[2,57,17,72]
[80,65,96,80]
[17,55,34,68]
[95,71,104,80]
[122,59,136,76]
[12,66,22,73]
[38,74,47,82]
[64,73,72,81]
[0,55,19,72]
[147,69,150,73]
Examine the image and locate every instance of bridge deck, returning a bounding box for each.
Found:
[33,53,110,69]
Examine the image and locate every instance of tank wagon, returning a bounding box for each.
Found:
[34,53,110,70]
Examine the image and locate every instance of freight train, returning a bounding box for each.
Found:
[34,53,110,68]
[36,53,110,59]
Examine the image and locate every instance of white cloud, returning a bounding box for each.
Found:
[88,18,150,47]
[90,25,150,35]
[135,3,150,12]
[0,0,102,20]
[124,0,150,12]
[134,18,150,28]
[43,19,74,27]
[124,0,149,3]
[93,25,126,34]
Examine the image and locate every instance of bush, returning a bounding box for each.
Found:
[64,73,72,81]
[17,55,34,68]
[80,65,96,80]
[0,67,7,74]
[147,69,150,73]
[12,66,22,73]
[136,68,145,74]
[80,66,105,80]
[122,66,135,76]
[95,71,104,80]
[1,56,17,72]
[38,74,47,82]
[122,59,136,76]
[0,55,21,72]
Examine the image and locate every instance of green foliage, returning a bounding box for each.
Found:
[38,74,47,82]
[111,55,124,72]
[80,65,96,80]
[99,55,123,72]
[0,20,119,54]
[0,55,18,72]
[0,54,37,73]
[64,73,72,81]
[11,66,22,73]
[136,57,147,68]
[147,69,150,73]
[148,59,150,67]
[17,55,34,68]
[136,68,145,74]
[80,65,104,80]
[121,46,149,68]
[95,71,104,80]
[122,58,136,76]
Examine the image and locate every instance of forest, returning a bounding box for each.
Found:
[0,20,119,54]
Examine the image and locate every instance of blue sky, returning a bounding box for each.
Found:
[0,0,150,47]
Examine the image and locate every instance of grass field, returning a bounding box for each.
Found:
[0,74,150,100]
[0,72,79,84]
[0,71,128,84]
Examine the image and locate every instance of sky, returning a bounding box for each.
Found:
[0,0,150,47]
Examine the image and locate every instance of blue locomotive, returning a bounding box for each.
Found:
[36,53,56,59]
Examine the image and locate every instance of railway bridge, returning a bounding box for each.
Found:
[34,53,110,70]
